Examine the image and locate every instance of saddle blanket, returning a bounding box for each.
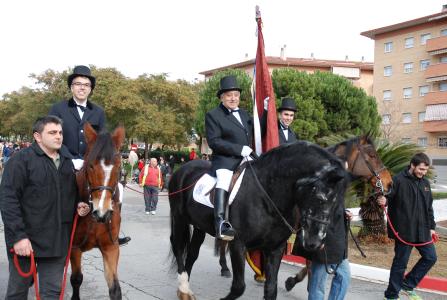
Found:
[192,170,246,208]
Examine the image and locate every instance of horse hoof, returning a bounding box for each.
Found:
[177,289,196,300]
[285,277,297,292]
[221,269,232,278]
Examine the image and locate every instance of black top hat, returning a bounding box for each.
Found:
[277,97,297,112]
[67,65,96,90]
[216,75,242,98]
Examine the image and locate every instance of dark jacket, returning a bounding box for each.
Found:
[386,168,435,242]
[0,143,78,257]
[49,98,105,158]
[260,110,297,145]
[205,103,253,175]
[292,204,348,264]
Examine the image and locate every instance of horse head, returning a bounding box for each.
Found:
[83,123,125,223]
[294,162,347,251]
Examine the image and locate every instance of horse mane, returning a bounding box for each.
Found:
[85,131,116,164]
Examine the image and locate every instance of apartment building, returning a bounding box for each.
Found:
[200,55,374,95]
[362,6,447,163]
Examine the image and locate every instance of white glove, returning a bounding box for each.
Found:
[241,146,253,158]
[264,97,270,110]
[72,159,84,171]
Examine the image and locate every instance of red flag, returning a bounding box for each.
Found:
[253,6,279,153]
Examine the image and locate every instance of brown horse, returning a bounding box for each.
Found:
[284,135,393,291]
[70,123,125,300]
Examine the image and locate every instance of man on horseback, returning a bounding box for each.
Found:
[0,116,90,299]
[49,65,131,246]
[262,97,298,144]
[205,75,253,241]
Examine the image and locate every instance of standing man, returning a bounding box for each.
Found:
[378,153,437,300]
[205,75,253,241]
[0,116,90,299]
[49,65,130,246]
[139,158,163,215]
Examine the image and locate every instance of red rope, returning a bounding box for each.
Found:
[10,213,79,300]
[10,249,40,300]
[125,177,201,197]
[382,205,438,246]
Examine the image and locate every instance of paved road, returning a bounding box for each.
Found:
[1,184,445,299]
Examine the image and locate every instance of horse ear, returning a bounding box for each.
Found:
[112,126,125,151]
[84,122,97,145]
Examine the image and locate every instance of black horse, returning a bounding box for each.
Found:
[169,141,349,300]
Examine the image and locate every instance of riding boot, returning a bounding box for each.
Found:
[214,188,235,241]
[117,202,131,246]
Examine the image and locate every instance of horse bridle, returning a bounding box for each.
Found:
[351,142,388,196]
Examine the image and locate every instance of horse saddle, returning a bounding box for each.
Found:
[192,166,246,208]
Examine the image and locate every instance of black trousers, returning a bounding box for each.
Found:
[6,253,66,300]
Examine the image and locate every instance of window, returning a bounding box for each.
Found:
[418,111,426,122]
[438,137,447,148]
[404,62,413,73]
[441,56,447,63]
[403,87,412,99]
[384,66,392,77]
[405,37,414,48]
[440,82,447,92]
[384,42,393,53]
[442,29,447,36]
[420,33,431,45]
[382,114,391,125]
[402,113,412,123]
[401,138,412,144]
[420,59,430,71]
[383,90,392,101]
[418,137,428,147]
[419,85,430,96]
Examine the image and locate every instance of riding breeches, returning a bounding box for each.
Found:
[215,169,233,191]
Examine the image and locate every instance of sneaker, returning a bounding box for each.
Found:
[145,211,150,215]
[151,211,156,215]
[401,289,422,300]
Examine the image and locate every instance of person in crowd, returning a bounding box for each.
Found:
[159,156,170,191]
[0,116,90,299]
[205,75,253,241]
[189,148,198,160]
[378,152,438,300]
[139,158,163,215]
[49,65,130,246]
[2,142,14,165]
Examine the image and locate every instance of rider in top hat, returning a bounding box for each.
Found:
[49,65,131,246]
[205,75,253,240]
[261,97,298,145]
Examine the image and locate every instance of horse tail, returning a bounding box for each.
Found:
[169,209,191,272]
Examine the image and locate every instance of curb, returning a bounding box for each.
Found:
[282,255,447,294]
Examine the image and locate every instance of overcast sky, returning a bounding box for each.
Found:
[1,0,446,96]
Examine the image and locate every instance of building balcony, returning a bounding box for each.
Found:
[425,90,447,105]
[423,120,447,132]
[426,35,447,55]
[425,63,447,82]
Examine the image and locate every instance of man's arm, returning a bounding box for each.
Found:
[0,155,31,254]
[205,112,244,157]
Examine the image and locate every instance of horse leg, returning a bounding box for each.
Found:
[70,249,83,300]
[185,228,206,276]
[285,260,310,291]
[221,239,246,300]
[219,241,231,278]
[264,242,287,300]
[171,218,196,300]
[99,246,122,300]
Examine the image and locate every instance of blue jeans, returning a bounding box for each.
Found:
[308,259,351,300]
[384,241,437,299]
[143,186,159,212]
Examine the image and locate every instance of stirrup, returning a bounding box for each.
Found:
[217,221,235,241]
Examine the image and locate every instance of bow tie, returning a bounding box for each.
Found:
[77,105,86,112]
[280,123,288,130]
[230,109,240,113]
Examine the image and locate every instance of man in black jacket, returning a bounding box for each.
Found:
[49,66,130,246]
[0,116,90,299]
[205,75,253,240]
[378,153,437,300]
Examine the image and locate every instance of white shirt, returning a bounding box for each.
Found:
[73,98,87,119]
